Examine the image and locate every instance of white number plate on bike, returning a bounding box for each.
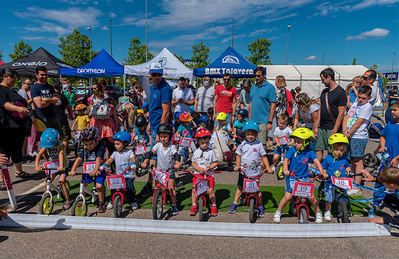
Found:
[196,180,209,196]
[83,162,96,174]
[135,144,147,155]
[179,137,192,148]
[43,160,59,175]
[243,179,260,193]
[154,170,170,187]
[106,175,126,190]
[332,177,353,190]
[293,182,314,198]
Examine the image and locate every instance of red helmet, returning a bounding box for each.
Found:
[179,112,192,122]
[195,128,211,139]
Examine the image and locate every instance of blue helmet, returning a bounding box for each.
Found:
[198,114,210,125]
[237,109,249,118]
[142,101,149,109]
[242,120,259,133]
[40,128,60,148]
[113,131,131,144]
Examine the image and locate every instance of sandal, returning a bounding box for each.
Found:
[0,181,6,191]
[15,171,33,179]
[63,201,72,210]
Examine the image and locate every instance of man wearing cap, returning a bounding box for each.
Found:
[172,77,194,115]
[148,62,172,140]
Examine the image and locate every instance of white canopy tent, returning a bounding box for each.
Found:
[262,65,368,98]
[124,48,193,99]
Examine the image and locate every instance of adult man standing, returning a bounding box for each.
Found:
[172,77,194,115]
[148,62,172,139]
[315,68,347,160]
[31,66,63,134]
[195,76,214,114]
[361,69,378,106]
[248,67,276,146]
[214,73,237,125]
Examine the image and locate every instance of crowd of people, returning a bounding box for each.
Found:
[0,62,399,226]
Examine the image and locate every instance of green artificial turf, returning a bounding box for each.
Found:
[39,180,371,215]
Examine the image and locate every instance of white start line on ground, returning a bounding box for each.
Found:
[0,214,391,238]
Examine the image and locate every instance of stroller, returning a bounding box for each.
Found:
[363,114,386,170]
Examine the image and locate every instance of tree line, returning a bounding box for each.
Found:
[1,29,272,68]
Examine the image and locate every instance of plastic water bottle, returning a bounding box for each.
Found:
[368,208,376,219]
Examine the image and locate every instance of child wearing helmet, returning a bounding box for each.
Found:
[272,114,293,170]
[273,127,326,223]
[69,127,108,213]
[131,115,151,147]
[141,123,181,215]
[228,121,273,216]
[104,131,138,210]
[190,128,219,217]
[233,109,248,140]
[215,112,231,132]
[176,112,196,163]
[321,133,352,221]
[35,128,71,210]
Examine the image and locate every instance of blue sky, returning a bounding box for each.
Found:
[1,0,399,72]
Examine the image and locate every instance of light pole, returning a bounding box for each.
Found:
[286,25,291,65]
[145,0,148,62]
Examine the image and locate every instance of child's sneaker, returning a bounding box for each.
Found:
[172,205,179,215]
[324,211,332,222]
[210,205,218,217]
[131,201,139,210]
[273,210,281,223]
[189,205,198,216]
[228,203,238,214]
[315,213,323,223]
[98,202,106,213]
[258,205,265,218]
[106,202,113,210]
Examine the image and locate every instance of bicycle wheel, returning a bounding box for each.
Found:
[113,194,123,218]
[276,162,285,180]
[249,198,257,223]
[152,189,163,220]
[338,201,351,223]
[299,207,308,224]
[198,196,205,222]
[38,193,53,215]
[71,197,87,216]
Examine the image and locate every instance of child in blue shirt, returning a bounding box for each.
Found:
[273,127,326,224]
[233,109,248,140]
[374,101,399,208]
[322,133,351,221]
[176,112,195,162]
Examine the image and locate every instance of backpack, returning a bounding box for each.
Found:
[92,100,111,120]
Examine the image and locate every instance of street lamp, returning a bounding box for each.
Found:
[286,25,291,65]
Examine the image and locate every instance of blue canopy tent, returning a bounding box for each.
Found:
[60,49,124,78]
[193,47,256,78]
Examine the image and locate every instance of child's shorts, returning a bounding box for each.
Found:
[192,174,215,189]
[285,176,310,193]
[348,138,367,158]
[274,145,289,155]
[82,171,106,185]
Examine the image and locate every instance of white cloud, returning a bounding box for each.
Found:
[21,36,59,44]
[314,0,399,16]
[305,55,317,60]
[121,0,312,31]
[346,28,389,40]
[351,0,399,10]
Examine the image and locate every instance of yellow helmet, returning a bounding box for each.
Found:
[291,127,314,140]
[75,104,87,111]
[136,109,144,115]
[216,112,227,121]
[328,133,349,146]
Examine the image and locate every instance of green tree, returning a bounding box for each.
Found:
[125,37,153,65]
[58,29,95,67]
[247,38,272,65]
[190,42,210,69]
[10,40,32,61]
[0,50,3,61]
[174,52,185,63]
[351,58,357,65]
[369,64,379,71]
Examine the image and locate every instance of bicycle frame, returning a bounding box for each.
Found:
[241,168,262,209]
[151,169,173,206]
[1,164,17,210]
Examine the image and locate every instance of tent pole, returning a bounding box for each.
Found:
[123,74,126,96]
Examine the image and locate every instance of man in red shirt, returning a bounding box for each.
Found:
[213,73,237,126]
